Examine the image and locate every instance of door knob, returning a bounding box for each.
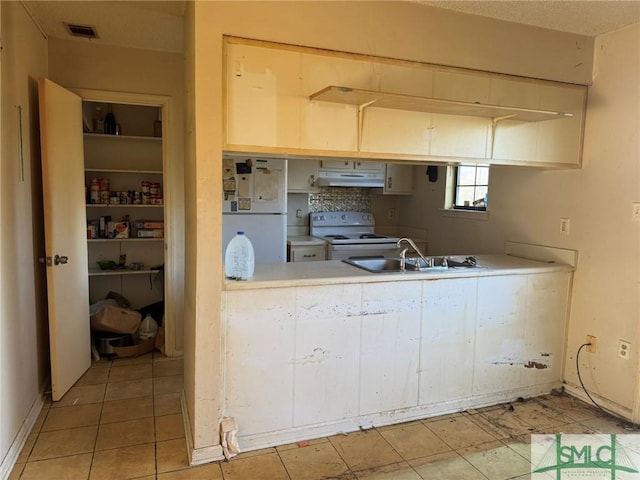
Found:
[54,255,69,265]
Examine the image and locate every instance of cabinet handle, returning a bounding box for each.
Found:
[387,177,392,189]
[309,174,315,186]
[303,254,316,258]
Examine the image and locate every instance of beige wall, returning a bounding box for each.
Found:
[402,23,640,415]
[48,38,186,355]
[185,0,599,460]
[0,1,48,470]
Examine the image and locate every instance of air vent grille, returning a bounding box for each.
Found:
[64,23,99,39]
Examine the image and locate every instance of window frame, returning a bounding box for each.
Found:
[442,164,490,220]
[452,164,489,212]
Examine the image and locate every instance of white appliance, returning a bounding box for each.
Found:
[310,211,400,260]
[222,156,287,263]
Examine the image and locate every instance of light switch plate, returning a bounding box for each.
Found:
[632,203,640,222]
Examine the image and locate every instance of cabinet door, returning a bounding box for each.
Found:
[355,160,384,171]
[301,53,375,152]
[536,84,586,166]
[490,78,539,162]
[361,63,434,155]
[430,72,491,158]
[290,245,325,262]
[226,43,301,148]
[288,159,319,192]
[362,108,432,155]
[419,278,477,405]
[473,276,527,395]
[293,285,361,426]
[384,164,414,195]
[320,159,353,170]
[225,289,296,435]
[360,282,421,414]
[522,273,570,386]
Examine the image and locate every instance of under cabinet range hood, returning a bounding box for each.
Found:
[316,170,384,187]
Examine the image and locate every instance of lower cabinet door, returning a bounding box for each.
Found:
[290,245,326,262]
[418,278,478,405]
[360,282,421,414]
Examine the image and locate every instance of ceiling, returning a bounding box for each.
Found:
[418,0,640,37]
[23,1,640,54]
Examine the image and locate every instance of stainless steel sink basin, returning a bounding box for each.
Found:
[342,256,480,273]
[343,257,403,273]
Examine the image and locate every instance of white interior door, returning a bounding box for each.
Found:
[38,78,91,401]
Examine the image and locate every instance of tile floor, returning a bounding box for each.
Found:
[9,352,639,479]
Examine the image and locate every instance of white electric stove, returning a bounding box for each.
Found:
[310,211,400,260]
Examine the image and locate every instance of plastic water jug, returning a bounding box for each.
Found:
[224,232,255,280]
[139,314,158,341]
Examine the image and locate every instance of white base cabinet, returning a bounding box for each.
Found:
[222,270,571,451]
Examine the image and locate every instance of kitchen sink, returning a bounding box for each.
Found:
[343,257,404,273]
[342,256,480,273]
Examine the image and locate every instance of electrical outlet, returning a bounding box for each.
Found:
[586,335,596,353]
[618,340,631,360]
[632,203,640,222]
[560,218,570,236]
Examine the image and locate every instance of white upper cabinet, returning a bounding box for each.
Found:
[226,42,301,149]
[536,84,586,166]
[361,64,434,155]
[287,159,320,192]
[429,71,492,159]
[300,53,376,152]
[490,79,586,166]
[490,78,540,162]
[320,159,384,171]
[385,164,415,195]
[224,37,587,168]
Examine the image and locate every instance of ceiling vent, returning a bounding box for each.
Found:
[64,23,99,39]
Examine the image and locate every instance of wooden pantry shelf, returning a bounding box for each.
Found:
[309,86,573,122]
[83,133,161,143]
[88,268,161,277]
[88,238,163,243]
[85,168,162,175]
[86,204,163,208]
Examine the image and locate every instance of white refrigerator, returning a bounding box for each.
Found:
[222,156,287,263]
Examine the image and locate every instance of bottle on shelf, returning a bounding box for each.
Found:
[93,105,104,134]
[224,232,255,280]
[104,104,117,135]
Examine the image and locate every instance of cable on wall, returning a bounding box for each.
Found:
[576,342,609,415]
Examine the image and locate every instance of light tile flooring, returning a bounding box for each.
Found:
[9,352,639,479]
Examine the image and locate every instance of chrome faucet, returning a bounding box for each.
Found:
[396,237,435,271]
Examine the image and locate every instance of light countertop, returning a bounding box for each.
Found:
[224,254,573,290]
[287,235,327,246]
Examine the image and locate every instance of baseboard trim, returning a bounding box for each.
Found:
[181,392,224,466]
[0,378,48,480]
[563,382,635,422]
[235,382,561,452]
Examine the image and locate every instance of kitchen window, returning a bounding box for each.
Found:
[442,164,490,219]
[453,164,489,211]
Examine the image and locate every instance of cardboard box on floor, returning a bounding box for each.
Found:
[114,326,164,358]
[90,304,141,334]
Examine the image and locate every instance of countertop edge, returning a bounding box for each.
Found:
[224,254,574,291]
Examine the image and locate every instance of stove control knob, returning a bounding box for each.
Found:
[341,214,347,221]
[362,214,369,221]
